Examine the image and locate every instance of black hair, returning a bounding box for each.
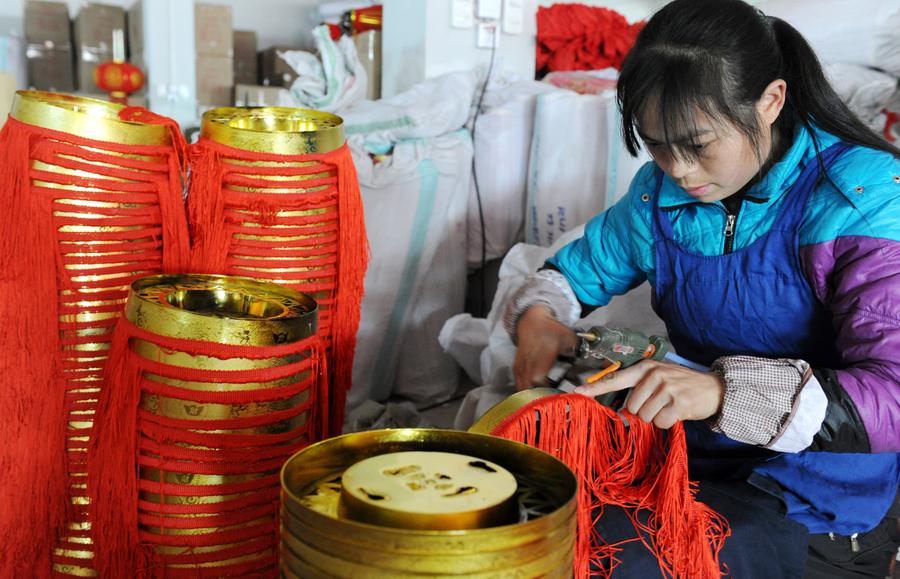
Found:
[616,0,900,163]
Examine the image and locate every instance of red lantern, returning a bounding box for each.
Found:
[93,61,145,104]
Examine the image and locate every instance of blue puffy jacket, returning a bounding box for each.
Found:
[550,123,900,454]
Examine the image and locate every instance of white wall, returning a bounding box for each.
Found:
[422,0,538,84]
[382,0,664,98]
[537,0,665,22]
[383,0,539,97]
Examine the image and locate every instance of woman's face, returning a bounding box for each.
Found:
[637,110,770,203]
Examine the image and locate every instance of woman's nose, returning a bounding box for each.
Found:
[665,154,697,180]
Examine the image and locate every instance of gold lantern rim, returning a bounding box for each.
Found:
[467,387,562,435]
[200,107,345,155]
[11,90,172,146]
[125,273,318,346]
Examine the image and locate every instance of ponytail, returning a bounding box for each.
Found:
[770,16,900,158]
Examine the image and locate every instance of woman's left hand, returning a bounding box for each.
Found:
[573,360,725,429]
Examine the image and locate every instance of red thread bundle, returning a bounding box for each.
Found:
[537,4,644,75]
[491,394,730,578]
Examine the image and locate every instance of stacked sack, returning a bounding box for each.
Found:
[757,0,900,143]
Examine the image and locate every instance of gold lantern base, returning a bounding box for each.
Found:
[280,429,577,578]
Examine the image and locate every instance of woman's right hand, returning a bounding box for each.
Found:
[512,305,578,391]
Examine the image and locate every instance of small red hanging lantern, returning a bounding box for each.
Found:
[92,28,145,105]
[93,61,145,104]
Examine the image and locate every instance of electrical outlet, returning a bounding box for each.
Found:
[477,0,502,20]
[502,0,523,34]
[476,20,500,49]
[452,0,474,28]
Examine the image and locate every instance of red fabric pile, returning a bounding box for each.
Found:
[537,3,644,75]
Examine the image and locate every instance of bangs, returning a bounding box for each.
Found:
[618,46,762,161]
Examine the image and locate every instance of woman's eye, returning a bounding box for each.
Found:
[691,142,708,152]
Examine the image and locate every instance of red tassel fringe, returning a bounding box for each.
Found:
[0,113,190,577]
[88,317,325,577]
[3,104,361,574]
[0,118,68,578]
[186,139,368,437]
[491,394,730,578]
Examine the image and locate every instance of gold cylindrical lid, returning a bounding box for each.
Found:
[10,90,171,146]
[338,451,518,531]
[124,274,318,346]
[200,107,345,155]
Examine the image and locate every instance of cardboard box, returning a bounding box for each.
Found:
[234,30,256,61]
[74,4,125,53]
[26,44,75,91]
[196,55,234,106]
[233,30,257,84]
[234,58,257,86]
[24,1,71,46]
[233,84,294,107]
[74,3,126,91]
[259,46,301,87]
[76,54,110,92]
[195,4,233,57]
[128,0,143,56]
[353,30,381,100]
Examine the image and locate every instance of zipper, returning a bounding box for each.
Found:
[722,198,743,254]
[723,214,737,254]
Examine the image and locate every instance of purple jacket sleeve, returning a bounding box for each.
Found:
[801,235,900,453]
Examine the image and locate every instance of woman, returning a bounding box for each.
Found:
[505,0,900,576]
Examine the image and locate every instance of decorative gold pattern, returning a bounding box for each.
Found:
[338,451,519,530]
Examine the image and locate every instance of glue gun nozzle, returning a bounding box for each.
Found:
[576,332,598,341]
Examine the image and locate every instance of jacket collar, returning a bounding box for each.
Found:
[657,124,840,210]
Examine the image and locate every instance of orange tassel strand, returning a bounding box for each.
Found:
[491,394,730,578]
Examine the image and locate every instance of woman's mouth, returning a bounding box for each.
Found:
[684,184,710,196]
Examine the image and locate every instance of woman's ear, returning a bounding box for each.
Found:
[757,79,787,126]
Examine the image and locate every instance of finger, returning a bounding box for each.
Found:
[636,387,672,424]
[623,369,662,416]
[652,406,681,430]
[514,364,543,391]
[574,362,649,396]
[514,351,553,391]
[513,357,530,391]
